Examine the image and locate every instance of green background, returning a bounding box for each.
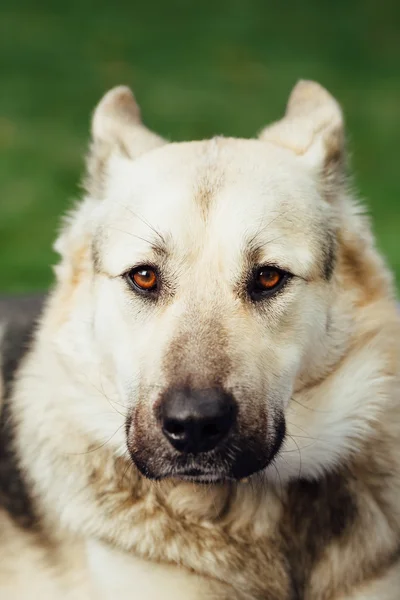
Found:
[1,0,399,293]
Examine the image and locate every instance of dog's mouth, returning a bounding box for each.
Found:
[129,428,285,484]
[131,454,263,483]
[170,468,231,484]
[128,401,286,484]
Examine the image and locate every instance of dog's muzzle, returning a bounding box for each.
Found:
[127,387,285,483]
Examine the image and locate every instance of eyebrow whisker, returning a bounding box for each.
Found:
[107,226,156,247]
[117,202,167,247]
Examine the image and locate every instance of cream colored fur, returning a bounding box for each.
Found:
[1,81,400,599]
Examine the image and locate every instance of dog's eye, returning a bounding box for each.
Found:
[127,266,158,292]
[249,267,289,300]
[257,268,282,290]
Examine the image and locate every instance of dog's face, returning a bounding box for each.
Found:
[56,82,349,482]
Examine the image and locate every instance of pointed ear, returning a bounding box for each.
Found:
[85,86,166,197]
[259,80,345,190]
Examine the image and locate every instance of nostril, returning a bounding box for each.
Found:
[163,419,186,439]
[201,422,222,439]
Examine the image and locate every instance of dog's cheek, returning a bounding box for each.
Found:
[257,284,336,392]
[92,282,140,374]
[293,284,351,388]
[91,281,176,419]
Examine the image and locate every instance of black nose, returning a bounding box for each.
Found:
[159,388,237,454]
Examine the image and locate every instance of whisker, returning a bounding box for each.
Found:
[285,421,321,441]
[119,204,166,247]
[107,226,155,247]
[290,396,333,414]
[247,206,297,249]
[66,423,126,456]
[287,433,302,479]
[281,442,317,453]
[271,461,283,499]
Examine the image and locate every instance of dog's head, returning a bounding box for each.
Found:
[52,82,392,483]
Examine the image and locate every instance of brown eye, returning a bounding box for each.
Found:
[257,268,282,290]
[128,266,158,292]
[249,266,290,301]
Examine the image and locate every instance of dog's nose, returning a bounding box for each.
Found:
[159,388,237,454]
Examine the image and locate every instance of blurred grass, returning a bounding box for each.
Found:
[0,0,399,292]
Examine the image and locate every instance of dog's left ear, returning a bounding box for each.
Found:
[55,87,166,280]
[259,80,345,190]
[85,86,166,197]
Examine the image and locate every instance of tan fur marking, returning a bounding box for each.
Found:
[194,138,225,219]
[337,226,393,308]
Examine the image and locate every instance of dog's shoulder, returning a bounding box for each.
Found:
[0,293,46,528]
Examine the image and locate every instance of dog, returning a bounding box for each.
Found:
[1,80,400,599]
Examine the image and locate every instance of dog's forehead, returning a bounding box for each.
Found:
[106,137,321,220]
[99,138,329,276]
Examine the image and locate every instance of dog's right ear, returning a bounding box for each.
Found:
[85,86,166,198]
[259,81,346,195]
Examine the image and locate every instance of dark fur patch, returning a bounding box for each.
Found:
[321,230,337,281]
[280,470,357,597]
[0,293,45,529]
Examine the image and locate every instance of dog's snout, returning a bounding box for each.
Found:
[159,388,237,454]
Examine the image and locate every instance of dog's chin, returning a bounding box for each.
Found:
[171,470,232,484]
